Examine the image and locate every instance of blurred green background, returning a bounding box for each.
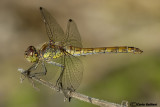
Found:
[0,0,160,107]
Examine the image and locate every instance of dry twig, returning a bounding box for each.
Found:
[18,68,128,107]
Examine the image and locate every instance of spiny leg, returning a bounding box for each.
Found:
[29,61,47,77]
[52,55,73,101]
[28,61,64,77]
[20,62,41,89]
[21,62,39,79]
[21,61,47,81]
[28,62,39,71]
[56,67,73,100]
[45,61,65,82]
[46,60,74,100]
[55,66,65,91]
[46,60,65,91]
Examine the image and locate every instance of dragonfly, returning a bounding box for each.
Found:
[21,7,143,99]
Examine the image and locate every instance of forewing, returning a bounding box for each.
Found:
[64,19,83,48]
[40,7,65,43]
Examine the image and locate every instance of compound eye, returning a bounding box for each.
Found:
[24,46,38,63]
[25,51,28,56]
[25,46,37,57]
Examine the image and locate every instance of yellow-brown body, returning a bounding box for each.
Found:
[39,42,143,60]
[25,41,143,63]
[65,46,143,56]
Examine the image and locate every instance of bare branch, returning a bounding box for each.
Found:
[18,68,128,107]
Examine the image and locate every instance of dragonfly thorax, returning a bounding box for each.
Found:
[40,43,63,60]
[25,46,39,63]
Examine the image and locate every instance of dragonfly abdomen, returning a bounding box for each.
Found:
[66,46,143,56]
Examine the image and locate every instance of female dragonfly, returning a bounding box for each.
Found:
[21,7,143,98]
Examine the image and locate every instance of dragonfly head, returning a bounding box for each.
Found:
[24,46,39,63]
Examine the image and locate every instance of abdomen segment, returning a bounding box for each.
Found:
[66,46,143,56]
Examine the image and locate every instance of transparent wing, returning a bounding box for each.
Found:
[40,7,65,43]
[64,19,83,48]
[60,53,83,90]
[34,53,83,91]
[29,53,83,91]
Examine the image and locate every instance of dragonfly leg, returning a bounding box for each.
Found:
[29,61,47,77]
[21,62,39,77]
[44,60,65,91]
[20,62,41,89]
[55,68,73,101]
[46,61,73,100]
[54,66,64,92]
[45,60,65,91]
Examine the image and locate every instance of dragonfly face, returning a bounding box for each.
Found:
[24,46,39,63]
